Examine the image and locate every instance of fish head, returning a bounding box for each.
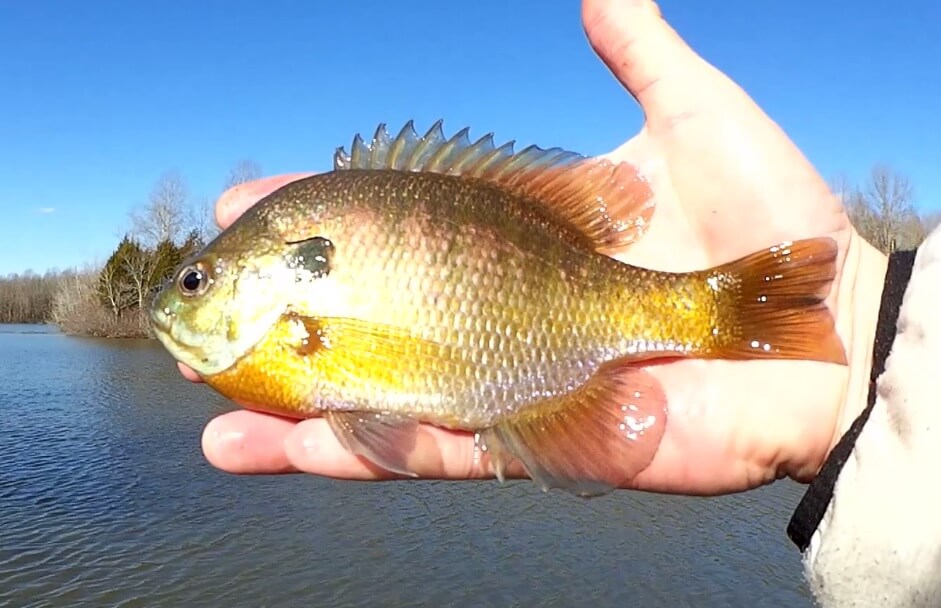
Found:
[149,229,296,379]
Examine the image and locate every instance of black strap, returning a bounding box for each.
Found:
[786,249,918,551]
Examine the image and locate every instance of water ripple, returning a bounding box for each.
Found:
[0,326,814,607]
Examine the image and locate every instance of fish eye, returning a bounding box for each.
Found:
[177,262,212,296]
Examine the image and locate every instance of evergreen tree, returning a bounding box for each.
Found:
[97,235,144,316]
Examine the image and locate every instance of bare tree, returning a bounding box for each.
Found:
[121,244,161,312]
[846,187,877,240]
[829,173,853,207]
[183,160,262,244]
[844,165,922,253]
[130,171,189,247]
[97,260,129,316]
[866,165,916,252]
[0,270,62,323]
[50,268,99,331]
[223,159,262,191]
[188,196,220,244]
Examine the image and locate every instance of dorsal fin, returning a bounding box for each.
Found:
[333,121,655,254]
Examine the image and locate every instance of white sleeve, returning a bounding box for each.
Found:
[804,224,941,607]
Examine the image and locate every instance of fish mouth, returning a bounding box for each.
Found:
[149,304,172,334]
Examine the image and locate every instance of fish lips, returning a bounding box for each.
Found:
[149,304,173,333]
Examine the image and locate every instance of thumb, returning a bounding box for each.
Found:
[582,0,738,125]
[216,172,314,229]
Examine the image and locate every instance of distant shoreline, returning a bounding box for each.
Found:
[59,324,154,340]
[0,321,154,340]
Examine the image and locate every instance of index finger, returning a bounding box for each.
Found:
[216,172,315,229]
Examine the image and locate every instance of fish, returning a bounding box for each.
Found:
[149,120,847,497]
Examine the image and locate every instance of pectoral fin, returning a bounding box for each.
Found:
[288,316,438,477]
[291,315,448,371]
[324,411,420,477]
[478,360,667,497]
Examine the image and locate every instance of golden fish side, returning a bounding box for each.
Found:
[152,121,847,497]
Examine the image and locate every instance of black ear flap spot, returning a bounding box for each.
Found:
[287,236,335,279]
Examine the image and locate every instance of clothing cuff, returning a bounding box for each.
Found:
[787,225,941,606]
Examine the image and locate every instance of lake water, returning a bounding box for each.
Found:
[0,323,816,607]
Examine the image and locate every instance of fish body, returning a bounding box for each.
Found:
[150,121,846,496]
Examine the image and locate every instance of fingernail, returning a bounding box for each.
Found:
[214,427,246,447]
[301,435,319,453]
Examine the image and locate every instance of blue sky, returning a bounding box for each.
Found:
[1,1,938,275]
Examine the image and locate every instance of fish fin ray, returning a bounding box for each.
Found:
[478,360,667,497]
[333,121,655,253]
[710,237,847,365]
[324,411,419,477]
[294,316,449,366]
[298,316,434,477]
[291,313,450,419]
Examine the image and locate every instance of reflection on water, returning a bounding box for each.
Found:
[0,324,814,607]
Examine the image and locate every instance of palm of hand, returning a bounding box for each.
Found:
[605,85,855,494]
[573,0,869,493]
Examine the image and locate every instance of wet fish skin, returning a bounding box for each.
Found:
[150,121,846,496]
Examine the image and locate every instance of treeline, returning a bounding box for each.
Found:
[0,161,261,336]
[0,270,68,324]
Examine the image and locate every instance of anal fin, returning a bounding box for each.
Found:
[324,411,420,477]
[478,360,667,497]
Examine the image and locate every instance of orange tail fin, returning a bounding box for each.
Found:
[709,237,847,365]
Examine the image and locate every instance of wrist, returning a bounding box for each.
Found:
[825,232,888,470]
[787,230,926,554]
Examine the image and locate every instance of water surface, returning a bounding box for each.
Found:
[0,324,814,607]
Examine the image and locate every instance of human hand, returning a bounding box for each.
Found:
[188,0,888,495]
